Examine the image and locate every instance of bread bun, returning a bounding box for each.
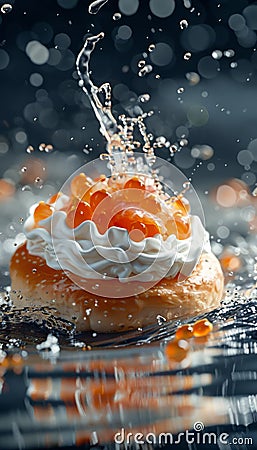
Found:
[10,242,223,332]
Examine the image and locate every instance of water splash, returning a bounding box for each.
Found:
[88,0,109,15]
[0,4,12,14]
[76,33,166,182]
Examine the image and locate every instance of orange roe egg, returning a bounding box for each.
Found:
[90,189,111,211]
[173,196,190,215]
[66,201,92,228]
[175,324,194,340]
[165,339,189,362]
[166,212,191,240]
[94,174,106,182]
[124,177,145,190]
[144,194,162,214]
[174,212,191,239]
[48,192,62,204]
[109,208,161,239]
[192,319,213,337]
[34,201,53,224]
[70,173,93,199]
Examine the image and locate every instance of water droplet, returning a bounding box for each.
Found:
[184,52,192,60]
[39,143,46,152]
[45,144,53,153]
[139,94,150,103]
[21,185,31,192]
[230,62,237,68]
[180,19,188,29]
[212,50,223,60]
[224,49,235,58]
[138,65,153,77]
[148,44,155,52]
[177,87,184,94]
[34,177,43,188]
[185,71,200,85]
[26,145,34,154]
[88,0,108,15]
[183,181,191,190]
[180,138,188,147]
[20,166,27,173]
[113,12,121,20]
[32,268,37,274]
[183,0,191,8]
[138,60,145,68]
[100,153,109,160]
[1,4,12,14]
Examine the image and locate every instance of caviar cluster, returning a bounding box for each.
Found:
[33,172,192,242]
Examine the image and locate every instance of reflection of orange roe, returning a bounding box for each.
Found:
[33,173,192,241]
[0,179,15,201]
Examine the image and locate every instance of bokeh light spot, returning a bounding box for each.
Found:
[117,25,132,40]
[29,72,43,87]
[149,0,175,18]
[57,0,78,9]
[26,41,49,65]
[181,25,216,53]
[198,56,220,79]
[0,49,9,70]
[187,105,209,127]
[118,0,139,16]
[149,42,173,66]
[228,14,246,31]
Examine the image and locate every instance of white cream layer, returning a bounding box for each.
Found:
[24,197,210,282]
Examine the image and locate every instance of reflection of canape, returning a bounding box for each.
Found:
[10,171,224,332]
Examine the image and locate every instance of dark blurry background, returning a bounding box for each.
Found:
[1,0,257,192]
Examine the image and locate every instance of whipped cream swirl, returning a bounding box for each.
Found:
[24,196,210,282]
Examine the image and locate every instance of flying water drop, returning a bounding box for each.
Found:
[138,60,145,68]
[184,52,192,60]
[139,94,150,103]
[113,12,121,21]
[138,65,153,77]
[88,0,109,14]
[1,4,12,14]
[180,20,188,29]
[148,44,155,52]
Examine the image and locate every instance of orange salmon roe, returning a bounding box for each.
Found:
[90,189,111,211]
[192,319,213,337]
[175,324,194,340]
[34,202,53,224]
[166,213,191,240]
[66,201,92,228]
[109,208,161,239]
[48,192,62,204]
[70,173,93,199]
[124,177,145,190]
[165,339,189,362]
[173,196,190,215]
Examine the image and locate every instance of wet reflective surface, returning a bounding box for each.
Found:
[0,268,257,449]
